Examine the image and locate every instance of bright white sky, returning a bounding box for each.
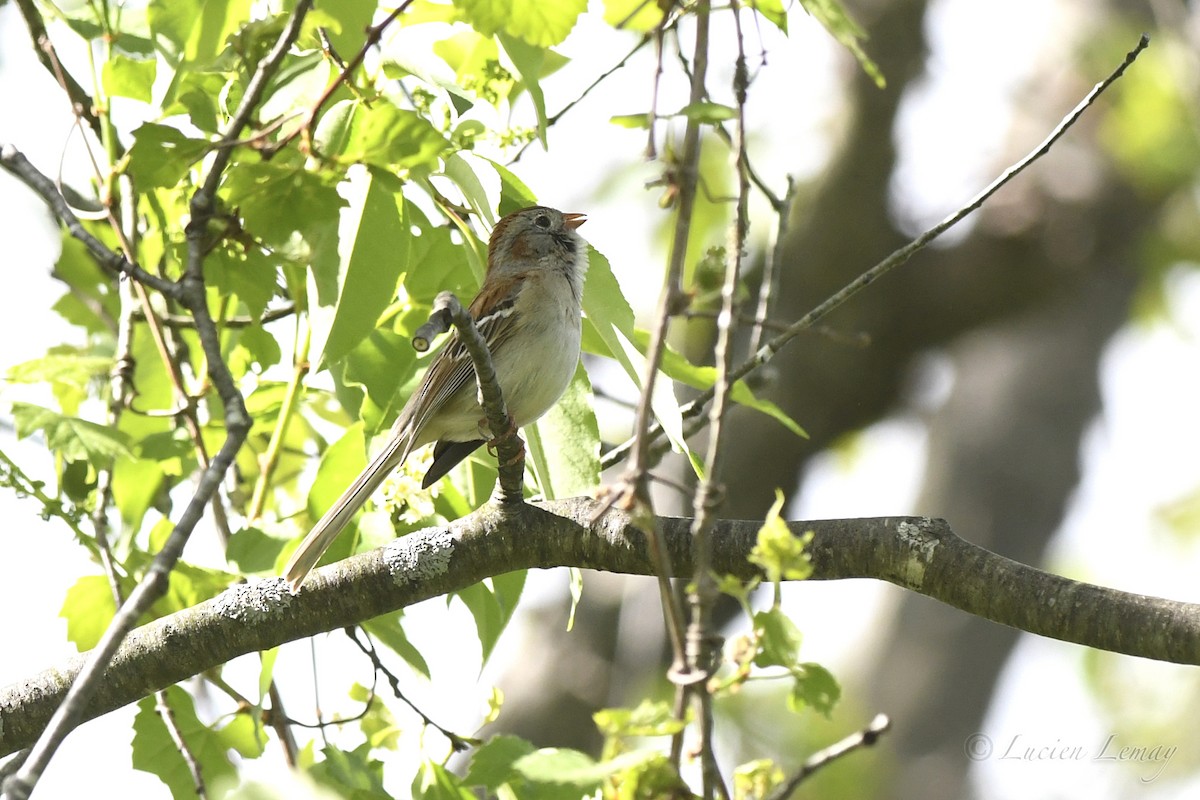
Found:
[2,0,1199,797]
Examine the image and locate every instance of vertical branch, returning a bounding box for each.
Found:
[747,179,794,357]
[682,4,751,797]
[604,3,713,759]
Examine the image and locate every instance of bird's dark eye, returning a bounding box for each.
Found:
[534,213,551,229]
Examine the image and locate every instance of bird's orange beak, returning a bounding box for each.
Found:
[563,213,586,230]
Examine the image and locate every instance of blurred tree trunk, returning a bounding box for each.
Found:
[493,1,1156,794]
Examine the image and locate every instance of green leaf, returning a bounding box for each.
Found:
[463,734,536,789]
[513,747,662,789]
[579,247,687,455]
[165,71,225,132]
[319,169,408,366]
[443,153,496,226]
[111,457,165,531]
[456,0,586,47]
[413,760,474,799]
[603,0,664,31]
[799,0,885,88]
[51,233,118,334]
[220,159,345,251]
[349,683,402,750]
[60,575,118,651]
[594,700,685,739]
[149,0,253,68]
[609,113,651,129]
[633,329,806,438]
[11,402,133,464]
[788,662,841,717]
[126,123,208,189]
[101,54,157,102]
[231,323,284,374]
[150,560,238,617]
[498,33,549,145]
[675,100,738,123]
[132,686,263,797]
[734,759,786,799]
[317,0,378,56]
[300,424,367,563]
[315,100,450,170]
[748,489,813,583]
[310,743,388,796]
[207,246,279,320]
[753,607,803,669]
[455,571,525,664]
[753,0,789,34]
[5,348,113,416]
[488,159,538,217]
[526,364,600,500]
[399,201,478,304]
[5,351,113,387]
[227,526,286,574]
[340,325,420,431]
[362,611,431,678]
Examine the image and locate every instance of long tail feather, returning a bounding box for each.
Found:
[283,433,412,591]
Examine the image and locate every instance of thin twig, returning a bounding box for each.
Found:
[154,692,209,799]
[12,0,108,149]
[264,1,415,157]
[600,33,1152,472]
[0,147,178,295]
[144,303,298,329]
[343,627,475,752]
[684,6,753,797]
[510,35,652,163]
[765,714,891,800]
[747,178,795,356]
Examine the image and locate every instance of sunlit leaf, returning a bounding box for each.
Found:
[319,169,408,366]
[526,364,600,500]
[456,570,526,664]
[362,611,432,678]
[101,54,156,102]
[594,700,685,739]
[610,113,651,129]
[799,0,885,88]
[788,662,841,717]
[126,123,208,189]
[753,607,803,668]
[111,456,165,531]
[60,575,119,651]
[315,100,450,170]
[11,403,133,464]
[132,686,263,797]
[748,489,813,583]
[603,0,664,31]
[311,743,388,795]
[149,0,253,67]
[498,34,549,145]
[464,734,536,789]
[675,100,738,123]
[413,760,475,799]
[456,0,586,47]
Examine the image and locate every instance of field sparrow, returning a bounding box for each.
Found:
[283,206,588,590]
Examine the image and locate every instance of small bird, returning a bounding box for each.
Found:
[282,206,588,591]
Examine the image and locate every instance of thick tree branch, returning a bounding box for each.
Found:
[3,501,1197,757]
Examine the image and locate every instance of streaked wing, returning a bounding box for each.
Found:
[403,277,525,437]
